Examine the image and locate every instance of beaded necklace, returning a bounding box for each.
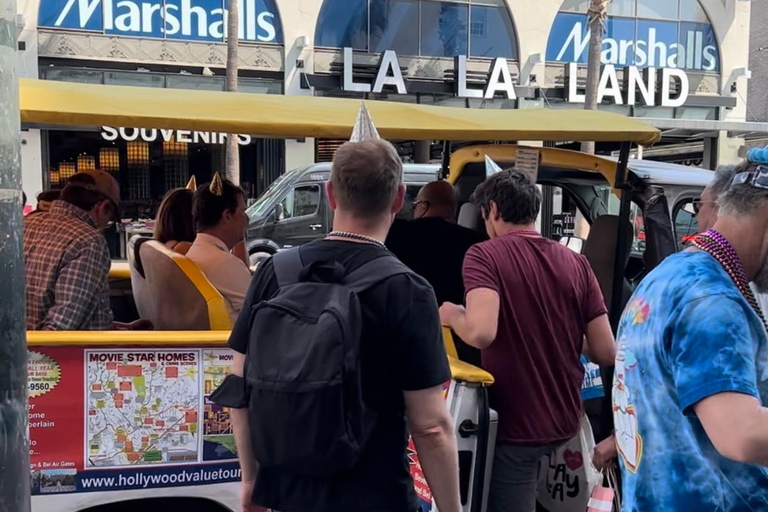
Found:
[327,231,387,249]
[506,229,541,238]
[692,229,767,329]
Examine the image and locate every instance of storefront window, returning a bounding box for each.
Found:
[315,0,518,59]
[547,0,720,72]
[637,0,678,20]
[470,5,518,58]
[315,0,368,50]
[420,2,469,58]
[105,72,166,88]
[370,0,420,55]
[679,0,707,22]
[609,0,636,17]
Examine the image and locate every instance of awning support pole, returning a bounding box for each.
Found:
[441,141,452,180]
[610,141,632,331]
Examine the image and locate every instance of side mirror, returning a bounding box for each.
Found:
[274,203,284,222]
[682,202,697,215]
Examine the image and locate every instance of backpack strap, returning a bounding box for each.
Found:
[344,255,413,294]
[272,248,304,288]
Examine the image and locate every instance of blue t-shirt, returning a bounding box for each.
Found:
[614,251,768,511]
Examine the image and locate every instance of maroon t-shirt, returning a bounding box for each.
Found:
[463,232,607,445]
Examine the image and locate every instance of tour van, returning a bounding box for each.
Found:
[18,77,712,512]
[245,162,440,265]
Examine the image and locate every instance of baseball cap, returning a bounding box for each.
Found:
[66,170,122,220]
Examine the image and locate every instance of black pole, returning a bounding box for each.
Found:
[0,1,31,509]
[440,140,452,180]
[610,142,632,330]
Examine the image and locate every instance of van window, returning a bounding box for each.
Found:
[281,185,321,219]
[673,200,698,249]
[397,184,426,220]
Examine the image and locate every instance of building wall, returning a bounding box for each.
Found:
[16,0,755,199]
[749,0,768,122]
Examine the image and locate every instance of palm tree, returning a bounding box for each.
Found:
[581,0,611,155]
[225,0,240,184]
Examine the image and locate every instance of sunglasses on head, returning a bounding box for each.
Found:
[732,165,768,190]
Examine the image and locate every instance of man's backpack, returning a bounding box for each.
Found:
[244,247,411,476]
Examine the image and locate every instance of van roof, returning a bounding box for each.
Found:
[625,159,714,187]
[21,78,661,145]
[303,163,440,174]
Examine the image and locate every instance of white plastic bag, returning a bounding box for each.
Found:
[537,415,602,512]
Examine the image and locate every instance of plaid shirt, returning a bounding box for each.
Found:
[24,200,113,330]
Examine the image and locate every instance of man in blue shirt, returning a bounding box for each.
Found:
[614,158,768,511]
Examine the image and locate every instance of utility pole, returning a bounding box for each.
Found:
[0,0,31,508]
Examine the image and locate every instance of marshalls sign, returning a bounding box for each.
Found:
[38,0,283,43]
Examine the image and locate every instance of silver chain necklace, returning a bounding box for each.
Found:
[327,231,386,249]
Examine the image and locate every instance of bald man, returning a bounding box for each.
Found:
[387,181,485,365]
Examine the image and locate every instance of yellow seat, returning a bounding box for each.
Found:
[443,328,494,385]
[139,241,232,330]
[127,236,152,321]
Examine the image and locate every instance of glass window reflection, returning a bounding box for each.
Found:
[314,0,518,59]
[370,0,420,55]
[421,2,469,58]
[609,0,636,17]
[637,0,678,19]
[679,0,707,22]
[470,5,518,59]
[560,0,589,13]
[315,0,368,49]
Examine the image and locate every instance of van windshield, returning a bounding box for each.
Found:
[246,167,308,219]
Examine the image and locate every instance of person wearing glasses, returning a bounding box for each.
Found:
[24,170,147,331]
[611,154,768,511]
[691,165,736,233]
[386,180,485,365]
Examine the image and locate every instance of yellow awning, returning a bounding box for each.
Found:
[20,78,661,145]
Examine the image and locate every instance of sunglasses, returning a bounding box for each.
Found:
[691,198,706,215]
[732,165,768,190]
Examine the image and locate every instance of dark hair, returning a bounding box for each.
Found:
[331,140,403,218]
[154,188,195,244]
[37,190,61,203]
[193,177,245,231]
[60,175,111,213]
[470,170,542,225]
[22,192,27,206]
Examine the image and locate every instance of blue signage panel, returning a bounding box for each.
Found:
[546,12,719,72]
[38,0,283,44]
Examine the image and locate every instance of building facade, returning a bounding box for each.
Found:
[749,0,767,123]
[16,0,756,208]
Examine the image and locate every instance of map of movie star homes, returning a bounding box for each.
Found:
[86,350,201,467]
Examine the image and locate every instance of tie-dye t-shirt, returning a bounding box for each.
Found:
[614,250,768,511]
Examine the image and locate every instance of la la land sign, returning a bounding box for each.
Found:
[342,48,689,108]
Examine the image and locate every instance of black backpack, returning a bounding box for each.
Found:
[244,247,411,476]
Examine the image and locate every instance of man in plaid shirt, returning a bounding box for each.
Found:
[25,170,121,330]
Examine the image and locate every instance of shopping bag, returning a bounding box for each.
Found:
[586,467,620,512]
[537,416,602,512]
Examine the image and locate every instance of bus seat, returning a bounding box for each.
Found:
[139,241,232,330]
[128,235,152,320]
[583,215,633,313]
[458,202,485,234]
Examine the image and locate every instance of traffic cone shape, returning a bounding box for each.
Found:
[350,102,380,142]
[485,155,504,178]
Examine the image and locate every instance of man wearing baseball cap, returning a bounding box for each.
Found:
[25,169,146,330]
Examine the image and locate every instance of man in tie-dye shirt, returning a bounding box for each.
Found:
[614,158,768,511]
